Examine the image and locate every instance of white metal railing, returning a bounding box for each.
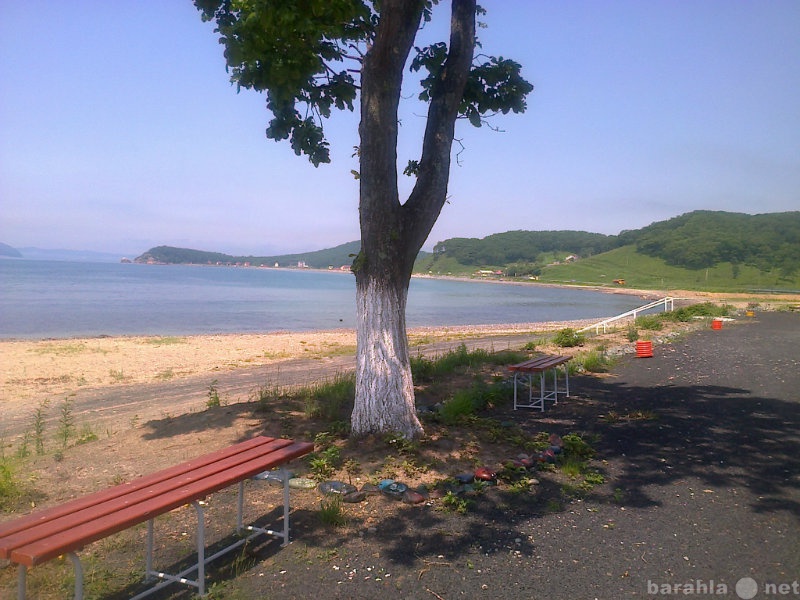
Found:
[579,297,680,334]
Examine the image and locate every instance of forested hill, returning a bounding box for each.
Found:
[419,210,799,277]
[135,241,362,269]
[134,210,800,280]
[619,210,800,273]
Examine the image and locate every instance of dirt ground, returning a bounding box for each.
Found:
[1,295,798,599]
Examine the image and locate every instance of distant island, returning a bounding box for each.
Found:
[131,210,800,293]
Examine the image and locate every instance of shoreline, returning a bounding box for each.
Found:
[0,319,597,412]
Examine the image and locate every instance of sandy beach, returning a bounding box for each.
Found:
[1,287,795,427]
[0,320,597,416]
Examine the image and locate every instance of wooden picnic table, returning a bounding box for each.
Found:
[0,435,313,599]
[508,354,572,411]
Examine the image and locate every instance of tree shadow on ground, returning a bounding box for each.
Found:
[544,377,800,520]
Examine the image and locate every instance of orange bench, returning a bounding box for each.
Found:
[0,435,313,599]
[509,354,572,411]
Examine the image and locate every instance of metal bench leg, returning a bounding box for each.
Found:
[552,367,559,406]
[282,466,290,546]
[17,565,26,600]
[193,501,206,597]
[539,371,546,411]
[68,552,84,600]
[145,519,155,582]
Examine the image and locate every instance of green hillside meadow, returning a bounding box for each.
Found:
[538,246,800,292]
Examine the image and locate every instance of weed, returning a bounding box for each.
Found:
[76,424,98,445]
[523,340,538,352]
[584,471,606,485]
[439,491,472,514]
[613,487,625,503]
[343,459,362,484]
[109,368,127,382]
[318,495,347,527]
[383,431,419,455]
[56,397,76,450]
[626,324,639,342]
[207,379,221,408]
[308,435,342,481]
[32,399,50,455]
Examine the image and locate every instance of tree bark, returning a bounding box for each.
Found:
[352,0,476,438]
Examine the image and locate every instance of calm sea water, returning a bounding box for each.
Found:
[0,260,643,339]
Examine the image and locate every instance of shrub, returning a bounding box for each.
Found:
[552,328,585,348]
[635,315,663,331]
[663,302,730,322]
[561,433,595,460]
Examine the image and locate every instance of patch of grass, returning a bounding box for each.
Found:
[559,456,586,478]
[318,495,347,527]
[141,336,186,346]
[572,350,613,373]
[584,471,606,486]
[437,379,511,424]
[109,368,127,382]
[0,460,19,510]
[303,372,355,421]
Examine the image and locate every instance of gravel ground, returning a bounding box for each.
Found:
[219,311,800,600]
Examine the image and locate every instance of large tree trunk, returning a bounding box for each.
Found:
[351,0,476,438]
[351,272,422,438]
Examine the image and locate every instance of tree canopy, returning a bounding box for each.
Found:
[196,0,533,438]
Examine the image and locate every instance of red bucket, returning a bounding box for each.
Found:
[635,340,653,358]
[711,319,723,330]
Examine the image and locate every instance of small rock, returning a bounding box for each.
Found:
[402,490,426,505]
[342,491,367,503]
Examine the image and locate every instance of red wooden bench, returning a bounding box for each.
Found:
[508,354,572,411]
[0,435,314,599]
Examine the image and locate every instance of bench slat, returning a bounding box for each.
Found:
[508,354,570,373]
[1,437,313,566]
[0,435,272,541]
[0,438,295,561]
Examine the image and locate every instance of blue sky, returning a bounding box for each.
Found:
[1,1,798,257]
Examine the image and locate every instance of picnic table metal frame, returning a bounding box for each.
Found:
[509,354,572,411]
